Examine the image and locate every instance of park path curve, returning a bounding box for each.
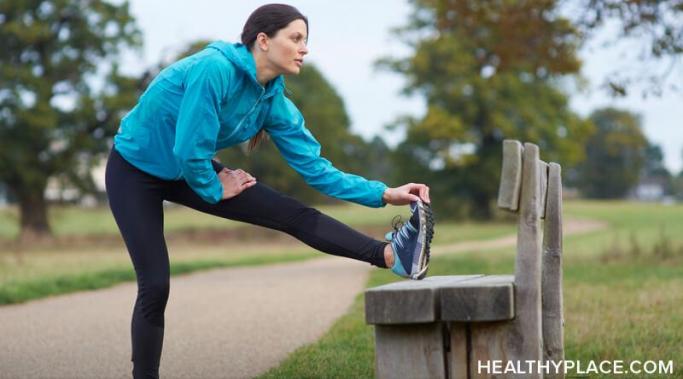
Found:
[0,218,606,379]
[433,218,606,255]
[0,258,371,379]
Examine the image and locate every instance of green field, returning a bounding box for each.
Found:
[0,202,511,305]
[0,202,407,241]
[260,200,683,379]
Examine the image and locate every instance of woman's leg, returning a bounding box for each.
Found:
[165,179,389,268]
[106,148,170,379]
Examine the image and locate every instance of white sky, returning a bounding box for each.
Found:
[119,0,682,173]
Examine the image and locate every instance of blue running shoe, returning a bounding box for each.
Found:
[385,200,434,280]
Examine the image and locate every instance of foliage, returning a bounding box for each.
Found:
[569,0,683,96]
[0,0,142,239]
[379,0,593,218]
[576,107,648,198]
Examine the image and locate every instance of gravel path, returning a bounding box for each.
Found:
[0,257,370,379]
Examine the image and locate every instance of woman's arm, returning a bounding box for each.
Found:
[264,94,387,207]
[264,93,430,207]
[173,55,232,204]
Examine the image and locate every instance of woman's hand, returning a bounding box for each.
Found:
[382,183,431,206]
[219,168,257,200]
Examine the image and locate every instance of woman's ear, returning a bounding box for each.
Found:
[256,32,269,52]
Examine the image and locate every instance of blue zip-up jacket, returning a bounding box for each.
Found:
[114,41,388,207]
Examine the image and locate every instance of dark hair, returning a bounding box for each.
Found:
[242,4,308,152]
[241,4,308,50]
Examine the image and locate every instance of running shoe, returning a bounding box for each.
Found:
[385,200,434,280]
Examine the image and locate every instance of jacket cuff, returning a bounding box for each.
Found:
[368,181,389,208]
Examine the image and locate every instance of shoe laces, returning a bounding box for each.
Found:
[391,215,404,231]
[390,215,417,250]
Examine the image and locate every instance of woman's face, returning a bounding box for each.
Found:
[263,19,309,75]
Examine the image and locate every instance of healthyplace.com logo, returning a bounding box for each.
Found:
[478,360,675,375]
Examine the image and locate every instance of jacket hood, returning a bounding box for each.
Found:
[206,41,285,97]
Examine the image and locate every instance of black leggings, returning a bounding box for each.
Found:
[105,147,387,378]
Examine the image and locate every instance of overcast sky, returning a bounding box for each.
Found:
[119,0,682,173]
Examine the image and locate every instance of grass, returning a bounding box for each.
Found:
[0,202,406,241]
[0,244,319,305]
[0,202,515,242]
[259,200,683,379]
[0,202,514,305]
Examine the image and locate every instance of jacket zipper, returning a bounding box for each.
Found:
[234,87,265,130]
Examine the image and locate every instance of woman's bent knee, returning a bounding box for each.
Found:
[137,280,170,326]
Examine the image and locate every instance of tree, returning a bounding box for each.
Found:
[0,0,141,241]
[570,0,683,96]
[643,143,667,177]
[576,108,648,198]
[642,143,673,195]
[675,167,683,200]
[379,0,593,218]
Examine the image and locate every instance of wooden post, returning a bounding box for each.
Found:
[440,275,516,379]
[542,163,564,378]
[468,143,544,378]
[497,140,523,211]
[510,142,544,375]
[374,324,448,379]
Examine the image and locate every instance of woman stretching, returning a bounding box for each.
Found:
[105,4,434,378]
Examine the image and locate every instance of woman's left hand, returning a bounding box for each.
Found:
[382,183,431,206]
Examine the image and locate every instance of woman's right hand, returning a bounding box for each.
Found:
[218,168,257,199]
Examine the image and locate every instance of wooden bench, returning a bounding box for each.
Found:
[365,141,565,379]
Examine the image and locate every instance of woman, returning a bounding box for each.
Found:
[105,4,433,378]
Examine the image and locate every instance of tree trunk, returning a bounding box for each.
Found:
[16,184,52,244]
[471,191,492,219]
[469,132,500,220]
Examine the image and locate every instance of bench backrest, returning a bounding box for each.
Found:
[497,140,565,372]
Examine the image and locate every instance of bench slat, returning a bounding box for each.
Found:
[365,275,482,325]
[440,275,515,322]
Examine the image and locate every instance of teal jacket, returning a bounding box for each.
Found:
[114,41,387,207]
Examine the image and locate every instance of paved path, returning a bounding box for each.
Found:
[433,218,606,255]
[0,258,371,379]
[0,218,606,379]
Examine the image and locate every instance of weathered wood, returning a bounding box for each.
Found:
[539,160,549,220]
[468,321,517,379]
[375,323,447,379]
[510,142,544,375]
[448,323,469,379]
[440,275,515,322]
[497,140,523,211]
[452,145,543,378]
[365,275,482,325]
[542,162,565,379]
